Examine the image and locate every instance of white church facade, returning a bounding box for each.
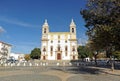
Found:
[41,19,78,60]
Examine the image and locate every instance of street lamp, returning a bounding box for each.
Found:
[111,55,114,71]
[108,44,115,71]
[94,51,98,66]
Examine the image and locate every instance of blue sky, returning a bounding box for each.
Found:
[0,0,88,54]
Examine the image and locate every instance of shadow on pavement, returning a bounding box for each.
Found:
[49,65,120,77]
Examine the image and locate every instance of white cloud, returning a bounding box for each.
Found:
[0,26,6,33]
[0,16,40,28]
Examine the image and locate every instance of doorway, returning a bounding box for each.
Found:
[43,56,46,60]
[57,53,61,60]
[73,56,75,60]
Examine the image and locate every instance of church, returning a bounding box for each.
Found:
[41,19,78,60]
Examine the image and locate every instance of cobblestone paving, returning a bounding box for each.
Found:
[0,66,120,81]
[67,74,120,81]
[0,74,61,81]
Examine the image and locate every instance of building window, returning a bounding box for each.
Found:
[51,40,53,43]
[51,46,53,51]
[65,46,67,51]
[65,46,68,56]
[43,47,46,52]
[44,28,46,33]
[73,56,75,60]
[65,40,67,43]
[58,45,60,51]
[72,46,75,51]
[58,40,60,43]
[51,46,53,56]
[72,28,74,33]
[2,43,4,46]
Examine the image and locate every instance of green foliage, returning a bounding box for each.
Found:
[24,54,30,61]
[30,48,41,59]
[77,46,93,59]
[113,51,120,60]
[80,0,120,55]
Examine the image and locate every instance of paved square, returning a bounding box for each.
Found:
[0,66,120,81]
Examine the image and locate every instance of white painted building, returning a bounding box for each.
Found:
[41,19,78,60]
[0,41,12,60]
[10,53,25,61]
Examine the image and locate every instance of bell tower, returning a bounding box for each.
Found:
[69,19,78,60]
[42,19,49,39]
[41,19,49,60]
[70,19,76,34]
[42,19,49,34]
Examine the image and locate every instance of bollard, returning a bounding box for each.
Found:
[77,63,79,66]
[57,63,59,66]
[4,63,7,67]
[29,63,32,66]
[10,63,13,67]
[13,63,15,66]
[46,62,48,66]
[17,63,20,66]
[36,63,38,66]
[43,63,45,66]
[40,62,42,66]
[69,63,72,66]
[8,63,10,66]
[24,63,26,66]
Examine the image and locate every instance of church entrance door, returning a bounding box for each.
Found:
[57,53,61,60]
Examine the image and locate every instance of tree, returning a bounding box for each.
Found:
[86,40,100,65]
[30,48,41,59]
[77,46,92,60]
[24,54,30,61]
[80,0,120,52]
[80,0,120,69]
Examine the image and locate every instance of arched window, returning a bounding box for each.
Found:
[51,46,53,56]
[51,46,53,51]
[43,47,46,52]
[44,28,46,33]
[72,46,75,51]
[58,45,60,51]
[72,28,74,33]
[65,46,68,56]
[58,40,60,43]
[51,40,53,43]
[65,40,67,43]
[65,46,67,51]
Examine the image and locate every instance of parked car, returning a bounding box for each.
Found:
[6,59,16,63]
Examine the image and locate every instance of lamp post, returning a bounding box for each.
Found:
[111,55,114,71]
[111,45,115,71]
[94,51,98,66]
